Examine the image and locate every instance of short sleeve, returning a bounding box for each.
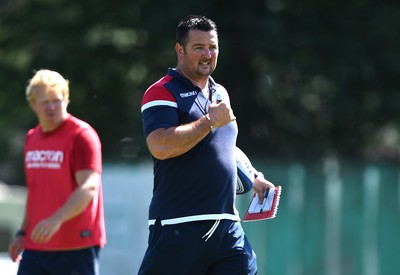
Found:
[141,86,179,137]
[72,128,102,173]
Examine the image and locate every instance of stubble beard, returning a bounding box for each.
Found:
[196,63,215,77]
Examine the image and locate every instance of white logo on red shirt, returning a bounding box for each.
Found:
[25,150,64,169]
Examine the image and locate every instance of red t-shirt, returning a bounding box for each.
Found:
[24,115,106,250]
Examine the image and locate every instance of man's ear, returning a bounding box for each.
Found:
[175,42,184,57]
[29,100,36,112]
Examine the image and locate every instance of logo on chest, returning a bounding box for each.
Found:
[179,91,198,98]
[25,150,64,169]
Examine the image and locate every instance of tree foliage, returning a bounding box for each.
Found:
[1,0,400,184]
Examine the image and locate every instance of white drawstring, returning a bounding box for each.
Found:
[202,220,220,242]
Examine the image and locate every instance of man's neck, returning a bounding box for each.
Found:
[176,67,209,91]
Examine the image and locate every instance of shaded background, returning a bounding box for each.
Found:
[1,0,400,274]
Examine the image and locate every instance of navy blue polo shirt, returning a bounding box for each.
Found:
[141,68,239,225]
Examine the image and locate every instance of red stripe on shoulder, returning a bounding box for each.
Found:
[141,75,175,105]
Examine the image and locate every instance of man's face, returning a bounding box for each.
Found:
[30,88,68,132]
[177,29,219,81]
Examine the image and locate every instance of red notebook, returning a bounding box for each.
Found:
[243,186,282,222]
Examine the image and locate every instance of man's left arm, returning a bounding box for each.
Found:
[30,170,100,244]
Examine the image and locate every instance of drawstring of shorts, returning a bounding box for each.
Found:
[202,220,220,242]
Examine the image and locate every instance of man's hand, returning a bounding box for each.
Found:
[8,236,25,262]
[30,215,62,244]
[253,173,275,204]
[207,101,236,128]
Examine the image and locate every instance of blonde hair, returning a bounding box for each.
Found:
[26,69,70,102]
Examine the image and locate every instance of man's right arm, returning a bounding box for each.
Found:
[147,100,236,160]
[8,207,28,262]
[146,114,213,160]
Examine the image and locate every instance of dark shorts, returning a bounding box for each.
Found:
[18,246,100,275]
[138,219,257,275]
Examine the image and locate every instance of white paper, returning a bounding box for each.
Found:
[247,187,275,214]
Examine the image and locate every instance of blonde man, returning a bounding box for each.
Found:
[8,69,106,275]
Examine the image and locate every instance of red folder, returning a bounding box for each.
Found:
[243,186,282,222]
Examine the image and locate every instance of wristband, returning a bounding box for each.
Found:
[15,229,26,237]
[205,114,214,130]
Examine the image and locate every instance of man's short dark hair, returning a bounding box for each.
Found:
[176,15,218,46]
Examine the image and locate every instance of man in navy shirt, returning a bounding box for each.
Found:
[140,15,275,275]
